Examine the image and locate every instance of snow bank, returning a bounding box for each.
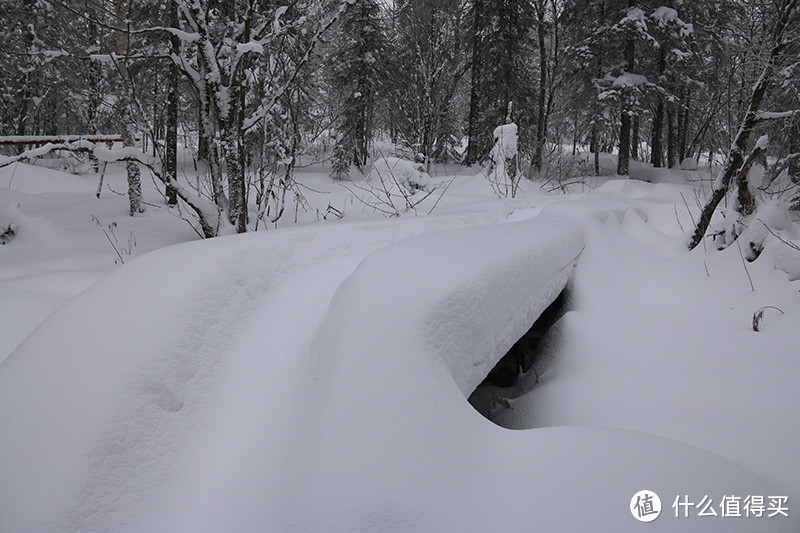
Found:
[368,156,431,192]
[316,217,583,397]
[0,162,96,194]
[680,156,698,170]
[1,189,796,532]
[613,72,649,87]
[297,216,793,532]
[0,213,537,532]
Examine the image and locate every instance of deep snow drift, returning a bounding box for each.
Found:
[1,158,799,531]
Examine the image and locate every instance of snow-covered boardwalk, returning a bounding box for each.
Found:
[2,207,794,531]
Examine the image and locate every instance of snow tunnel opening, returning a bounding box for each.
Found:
[467,286,571,427]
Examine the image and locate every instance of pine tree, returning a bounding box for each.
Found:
[467,0,536,165]
[330,0,385,180]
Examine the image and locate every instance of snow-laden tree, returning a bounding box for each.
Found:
[689,0,800,250]
[328,0,386,180]
[486,115,521,198]
[384,0,471,167]
[465,0,536,166]
[169,0,346,232]
[644,4,694,168]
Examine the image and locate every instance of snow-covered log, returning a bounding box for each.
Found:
[0,135,133,146]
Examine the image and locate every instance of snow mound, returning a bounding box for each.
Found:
[315,217,584,397]
[300,217,793,531]
[0,162,95,194]
[491,123,519,157]
[368,156,431,192]
[0,203,21,244]
[680,156,698,170]
[0,202,78,251]
[1,211,795,532]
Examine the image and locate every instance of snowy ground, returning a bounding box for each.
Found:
[1,153,798,531]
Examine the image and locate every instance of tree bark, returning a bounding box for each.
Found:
[532,0,548,170]
[465,0,485,166]
[736,144,764,217]
[616,0,636,176]
[226,9,251,234]
[679,87,690,162]
[790,116,800,184]
[666,103,677,168]
[651,98,664,167]
[165,1,180,206]
[650,47,666,167]
[113,0,144,216]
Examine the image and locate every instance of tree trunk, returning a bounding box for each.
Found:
[631,114,639,160]
[225,130,247,232]
[679,87,690,162]
[736,144,763,217]
[666,103,677,168]
[616,0,635,176]
[165,1,180,206]
[226,14,251,234]
[14,0,37,153]
[572,106,579,156]
[113,0,144,216]
[618,111,631,175]
[651,98,664,167]
[195,39,228,215]
[592,122,600,176]
[650,47,666,167]
[688,0,797,250]
[198,106,209,160]
[790,116,800,184]
[532,0,547,170]
[465,0,485,166]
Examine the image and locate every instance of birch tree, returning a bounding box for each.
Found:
[172,0,345,232]
[113,0,145,216]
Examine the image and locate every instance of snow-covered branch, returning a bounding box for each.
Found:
[755,109,800,121]
[0,140,220,238]
[242,2,347,133]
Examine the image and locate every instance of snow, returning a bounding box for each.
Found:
[488,123,520,192]
[274,5,288,31]
[367,155,431,191]
[1,157,799,531]
[161,27,201,44]
[613,72,649,87]
[680,156,698,170]
[651,6,693,35]
[236,41,264,55]
[621,6,649,33]
[491,123,519,157]
[756,110,798,120]
[652,6,679,23]
[0,134,124,144]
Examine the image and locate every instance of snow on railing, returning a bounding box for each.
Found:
[0,135,138,147]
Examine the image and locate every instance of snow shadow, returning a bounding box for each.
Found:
[468,285,571,427]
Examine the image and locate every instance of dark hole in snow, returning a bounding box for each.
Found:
[468,287,570,424]
[0,225,17,245]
